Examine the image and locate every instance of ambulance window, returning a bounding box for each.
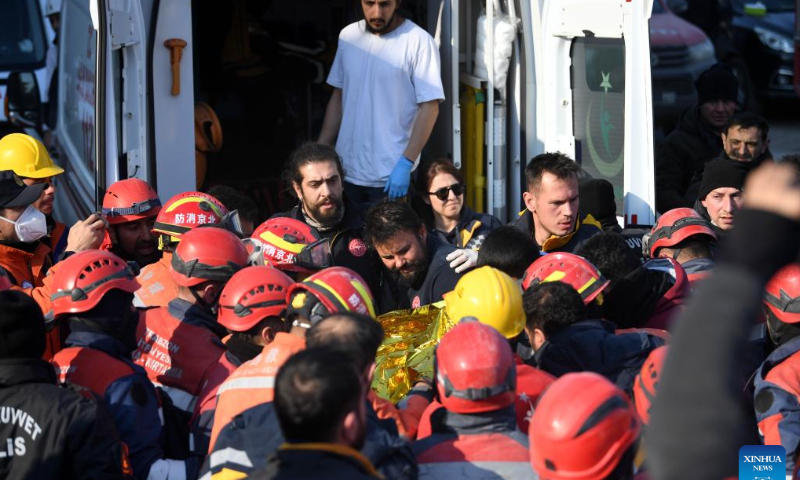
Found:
[61,0,97,174]
[571,37,626,214]
[0,0,47,70]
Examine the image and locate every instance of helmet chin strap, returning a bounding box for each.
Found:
[189,286,218,316]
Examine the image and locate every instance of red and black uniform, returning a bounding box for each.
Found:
[412,407,534,479]
[0,357,130,479]
[133,298,235,457]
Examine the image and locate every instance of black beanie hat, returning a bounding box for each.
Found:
[0,290,46,359]
[695,63,739,106]
[579,178,617,221]
[698,159,751,201]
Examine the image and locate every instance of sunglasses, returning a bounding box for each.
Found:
[429,183,465,201]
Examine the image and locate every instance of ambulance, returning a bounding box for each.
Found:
[4,0,657,227]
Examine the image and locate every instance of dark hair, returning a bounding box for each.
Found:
[524,152,581,193]
[364,200,425,247]
[577,232,640,282]
[206,185,259,224]
[420,159,465,193]
[477,226,539,278]
[523,281,586,335]
[284,142,345,188]
[724,111,769,143]
[230,316,288,344]
[274,347,362,443]
[657,236,712,261]
[306,312,385,372]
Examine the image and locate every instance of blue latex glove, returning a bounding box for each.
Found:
[384,156,413,199]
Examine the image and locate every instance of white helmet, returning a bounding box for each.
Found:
[45,0,62,16]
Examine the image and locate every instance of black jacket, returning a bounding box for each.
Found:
[429,206,502,250]
[249,444,382,480]
[655,106,724,213]
[529,319,665,394]
[0,358,128,480]
[274,196,382,298]
[509,210,602,253]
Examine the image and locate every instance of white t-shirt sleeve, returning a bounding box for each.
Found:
[327,33,345,89]
[411,33,445,104]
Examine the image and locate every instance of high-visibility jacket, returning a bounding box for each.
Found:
[209,332,306,452]
[52,330,197,480]
[134,252,179,308]
[412,407,536,480]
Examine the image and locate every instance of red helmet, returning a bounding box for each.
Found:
[218,266,295,332]
[643,208,716,259]
[102,178,161,225]
[632,346,668,425]
[522,252,609,305]
[170,227,248,287]
[0,269,13,291]
[285,266,375,326]
[50,250,141,316]
[154,191,229,244]
[529,372,641,480]
[250,217,328,273]
[764,264,800,324]
[435,320,516,414]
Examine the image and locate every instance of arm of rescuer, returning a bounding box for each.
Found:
[369,379,435,440]
[9,213,106,313]
[648,162,800,480]
[318,88,343,146]
[191,353,238,456]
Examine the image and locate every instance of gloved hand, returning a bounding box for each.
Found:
[446,248,479,274]
[384,156,413,200]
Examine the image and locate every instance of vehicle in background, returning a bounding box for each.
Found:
[650,0,717,133]
[794,0,799,97]
[0,0,50,136]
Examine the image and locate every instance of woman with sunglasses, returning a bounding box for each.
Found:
[418,160,501,267]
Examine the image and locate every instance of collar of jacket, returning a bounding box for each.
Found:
[681,257,715,275]
[760,334,800,378]
[167,297,225,336]
[530,319,615,366]
[431,405,518,436]
[64,327,132,360]
[0,358,58,387]
[278,442,383,479]
[539,214,602,252]
[286,194,364,233]
[680,106,723,148]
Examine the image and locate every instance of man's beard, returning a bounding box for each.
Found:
[302,194,345,230]
[389,242,430,288]
[364,10,397,34]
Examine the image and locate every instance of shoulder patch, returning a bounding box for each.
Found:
[348,238,367,257]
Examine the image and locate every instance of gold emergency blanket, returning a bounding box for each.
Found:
[371,301,456,403]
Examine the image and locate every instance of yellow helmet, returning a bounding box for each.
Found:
[444,266,525,339]
[0,133,64,179]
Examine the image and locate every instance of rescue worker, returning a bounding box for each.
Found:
[511,152,602,253]
[643,208,716,284]
[577,234,690,330]
[134,191,228,308]
[694,158,749,239]
[412,320,535,479]
[754,264,800,472]
[633,346,669,426]
[209,266,375,454]
[207,265,294,449]
[133,226,247,457]
[656,63,739,212]
[417,159,501,273]
[476,225,540,279]
[523,281,664,393]
[0,170,104,356]
[247,348,379,480]
[273,142,380,290]
[364,200,462,312]
[0,290,130,479]
[417,266,555,435]
[529,372,641,480]
[49,250,197,479]
[102,178,162,267]
[318,0,444,207]
[0,133,69,262]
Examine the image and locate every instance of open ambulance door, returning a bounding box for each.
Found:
[533,0,657,227]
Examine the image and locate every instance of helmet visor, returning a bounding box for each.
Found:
[294,238,333,271]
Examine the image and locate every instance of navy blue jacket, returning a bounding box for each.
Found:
[529,319,665,394]
[201,400,417,480]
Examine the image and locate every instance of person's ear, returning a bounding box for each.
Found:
[532,328,547,350]
[200,282,223,304]
[418,224,427,243]
[260,326,276,344]
[422,193,431,205]
[523,191,536,213]
[340,410,360,446]
[107,226,118,244]
[721,131,727,144]
[292,181,303,201]
[365,362,377,385]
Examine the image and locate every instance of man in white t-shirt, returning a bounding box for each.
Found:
[318,0,445,212]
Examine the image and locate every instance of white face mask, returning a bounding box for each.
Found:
[0,204,48,243]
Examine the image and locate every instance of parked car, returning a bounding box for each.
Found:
[650,0,717,131]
